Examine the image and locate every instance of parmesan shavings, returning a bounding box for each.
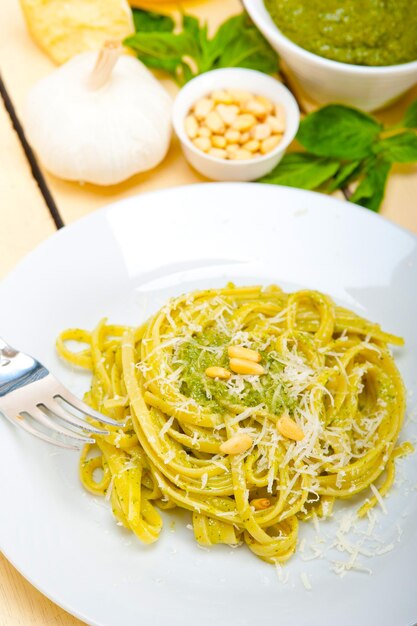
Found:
[370,484,388,514]
[201,473,208,489]
[300,572,312,590]
[159,416,174,438]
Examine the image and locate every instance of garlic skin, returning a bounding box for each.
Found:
[25,50,172,185]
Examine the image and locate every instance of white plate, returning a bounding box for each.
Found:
[1,183,416,626]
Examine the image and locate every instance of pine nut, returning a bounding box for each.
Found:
[208,148,227,159]
[205,111,225,133]
[205,366,231,379]
[220,433,253,455]
[229,358,265,375]
[228,89,252,103]
[197,126,211,138]
[212,135,227,148]
[226,143,239,155]
[193,137,211,152]
[256,96,274,114]
[211,89,233,104]
[251,123,271,141]
[185,115,198,139]
[275,103,286,127]
[232,114,257,132]
[260,135,281,154]
[224,128,240,143]
[225,129,241,144]
[228,346,261,362]
[242,99,267,117]
[238,132,250,144]
[216,104,239,126]
[194,97,214,120]
[277,414,304,441]
[229,148,253,160]
[251,498,271,510]
[242,139,260,153]
[266,114,285,134]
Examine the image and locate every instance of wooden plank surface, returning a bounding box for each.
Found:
[2,0,416,229]
[1,0,417,624]
[0,100,55,279]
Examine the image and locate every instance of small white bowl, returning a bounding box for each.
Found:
[172,68,299,182]
[244,0,417,112]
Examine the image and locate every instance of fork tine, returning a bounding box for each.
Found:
[1,410,81,450]
[54,387,124,427]
[42,399,110,435]
[26,406,95,444]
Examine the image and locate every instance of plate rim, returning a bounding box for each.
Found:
[2,183,417,290]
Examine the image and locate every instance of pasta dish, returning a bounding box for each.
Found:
[57,284,409,563]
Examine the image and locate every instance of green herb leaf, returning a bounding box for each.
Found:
[376,131,417,163]
[259,153,340,189]
[124,11,278,84]
[132,9,174,33]
[403,100,417,129]
[326,160,362,192]
[297,105,382,160]
[199,15,244,70]
[215,16,278,74]
[182,14,201,39]
[196,15,244,73]
[350,158,391,212]
[124,30,199,83]
[259,100,417,211]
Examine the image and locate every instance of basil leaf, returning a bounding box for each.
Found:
[327,160,361,192]
[133,54,181,80]
[216,21,278,74]
[297,105,382,160]
[124,31,199,84]
[403,100,417,129]
[182,14,201,39]
[132,9,174,33]
[350,159,391,212]
[125,32,198,59]
[259,153,340,189]
[376,131,417,163]
[199,15,246,72]
[125,11,278,83]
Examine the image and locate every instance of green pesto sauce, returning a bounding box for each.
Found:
[175,329,297,416]
[264,0,417,66]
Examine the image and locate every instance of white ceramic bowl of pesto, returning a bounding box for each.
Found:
[244,0,417,112]
[172,68,299,181]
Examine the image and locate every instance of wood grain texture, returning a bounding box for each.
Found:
[0,554,83,626]
[0,0,416,624]
[0,101,55,280]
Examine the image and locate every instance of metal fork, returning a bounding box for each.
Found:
[0,337,121,449]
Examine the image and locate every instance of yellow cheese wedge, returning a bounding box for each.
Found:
[20,0,134,64]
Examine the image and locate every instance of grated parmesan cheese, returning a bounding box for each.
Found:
[370,484,388,514]
[159,416,174,438]
[300,572,312,590]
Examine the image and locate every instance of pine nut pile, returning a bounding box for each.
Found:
[185,89,286,160]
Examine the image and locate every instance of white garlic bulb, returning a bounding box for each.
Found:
[25,42,172,185]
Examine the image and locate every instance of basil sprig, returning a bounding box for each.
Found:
[260,102,417,212]
[125,10,279,85]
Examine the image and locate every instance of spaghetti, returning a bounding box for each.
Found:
[56,285,409,563]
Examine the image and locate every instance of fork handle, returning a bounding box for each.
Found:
[0,337,18,357]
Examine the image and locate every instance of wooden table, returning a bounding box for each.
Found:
[1,0,416,624]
